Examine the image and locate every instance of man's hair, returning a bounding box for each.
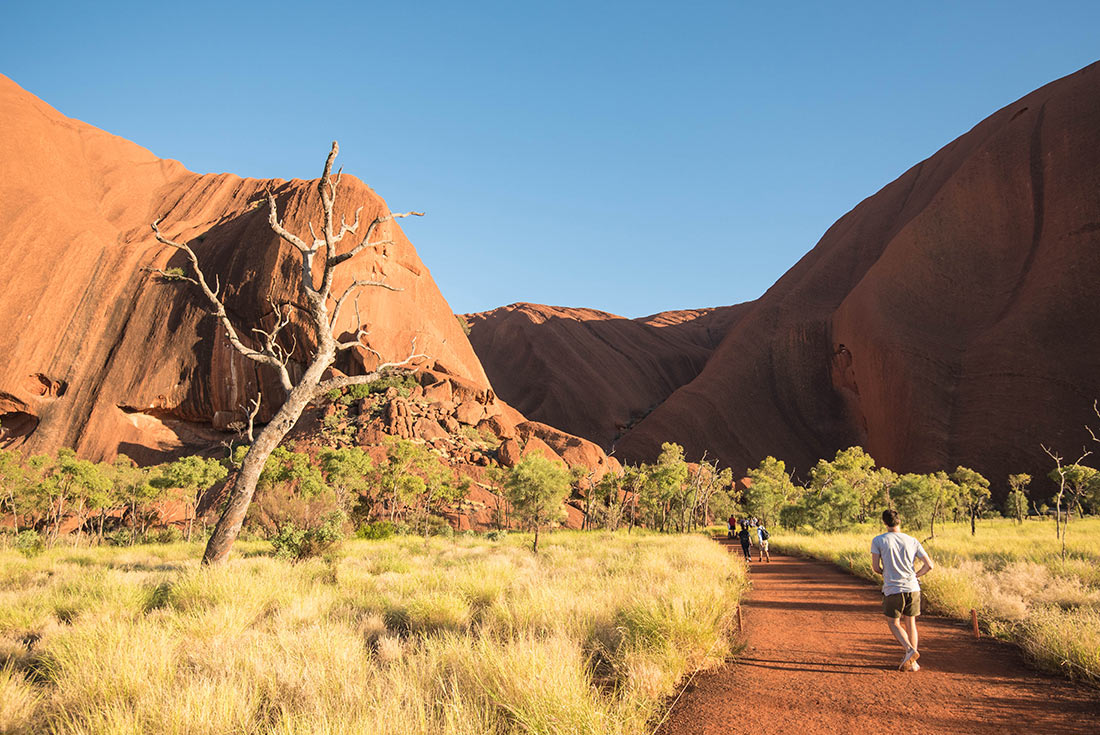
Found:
[882,509,900,527]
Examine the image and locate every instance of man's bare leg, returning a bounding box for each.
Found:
[886,617,912,650]
[905,615,919,653]
[887,617,920,670]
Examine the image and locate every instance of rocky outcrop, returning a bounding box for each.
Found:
[465,303,748,449]
[617,61,1100,496]
[467,62,1100,500]
[281,368,621,530]
[0,74,486,463]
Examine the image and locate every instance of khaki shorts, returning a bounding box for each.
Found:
[882,591,921,618]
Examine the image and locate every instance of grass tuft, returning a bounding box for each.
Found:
[0,531,745,734]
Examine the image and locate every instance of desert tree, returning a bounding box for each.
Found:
[150,142,425,564]
[1045,457,1098,561]
[745,456,801,527]
[505,454,571,553]
[950,466,990,536]
[151,455,228,541]
[1005,473,1031,524]
[1041,444,1090,543]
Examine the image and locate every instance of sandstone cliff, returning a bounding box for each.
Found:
[469,62,1100,496]
[618,61,1100,492]
[465,303,748,450]
[0,74,487,462]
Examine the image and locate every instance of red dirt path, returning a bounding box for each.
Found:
[658,545,1100,735]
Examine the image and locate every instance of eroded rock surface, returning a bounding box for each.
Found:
[468,62,1100,498]
[0,74,485,462]
[465,303,748,449]
[618,61,1100,495]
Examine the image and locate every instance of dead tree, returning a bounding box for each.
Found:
[150,142,425,564]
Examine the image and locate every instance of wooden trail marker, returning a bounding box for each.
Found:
[970,609,980,639]
[737,605,744,633]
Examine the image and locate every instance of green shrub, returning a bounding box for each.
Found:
[419,514,454,538]
[357,520,399,540]
[367,373,418,398]
[15,530,44,558]
[270,510,347,561]
[344,382,374,401]
[152,526,183,544]
[486,529,507,542]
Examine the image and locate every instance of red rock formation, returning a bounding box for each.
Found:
[464,303,748,449]
[0,74,486,462]
[617,61,1100,495]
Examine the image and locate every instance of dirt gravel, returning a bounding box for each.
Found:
[657,544,1100,735]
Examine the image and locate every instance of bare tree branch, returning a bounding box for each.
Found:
[329,212,423,268]
[246,393,261,442]
[265,193,314,256]
[150,219,294,392]
[332,207,363,245]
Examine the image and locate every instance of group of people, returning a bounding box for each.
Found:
[726,515,770,563]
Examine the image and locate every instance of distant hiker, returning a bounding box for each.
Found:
[738,521,752,562]
[871,509,934,672]
[756,521,771,563]
[727,514,737,539]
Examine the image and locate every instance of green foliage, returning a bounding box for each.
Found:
[952,465,992,535]
[357,520,400,540]
[150,455,227,538]
[365,372,418,399]
[505,454,571,551]
[455,313,472,335]
[1048,464,1100,514]
[320,446,374,503]
[270,509,347,560]
[344,382,375,401]
[744,456,800,526]
[1005,488,1029,523]
[892,473,939,530]
[249,446,340,538]
[15,529,44,558]
[369,439,461,531]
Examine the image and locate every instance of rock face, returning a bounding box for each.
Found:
[464,303,748,449]
[0,74,487,463]
[620,61,1100,492]
[470,62,1100,497]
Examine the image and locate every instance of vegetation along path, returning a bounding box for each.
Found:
[657,546,1100,735]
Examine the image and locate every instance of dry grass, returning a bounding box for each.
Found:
[771,517,1100,683]
[0,531,745,735]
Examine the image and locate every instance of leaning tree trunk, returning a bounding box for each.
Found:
[203,349,333,565]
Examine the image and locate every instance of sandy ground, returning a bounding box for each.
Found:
[657,544,1100,735]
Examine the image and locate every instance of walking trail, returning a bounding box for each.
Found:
[657,544,1100,735]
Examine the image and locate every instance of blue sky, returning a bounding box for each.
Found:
[3,1,1098,317]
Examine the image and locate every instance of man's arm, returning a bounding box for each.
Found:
[871,552,883,575]
[915,553,934,579]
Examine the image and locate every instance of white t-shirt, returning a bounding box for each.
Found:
[870,531,928,596]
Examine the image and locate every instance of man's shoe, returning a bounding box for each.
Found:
[899,648,920,671]
[908,662,921,672]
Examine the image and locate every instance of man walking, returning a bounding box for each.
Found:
[871,509,934,671]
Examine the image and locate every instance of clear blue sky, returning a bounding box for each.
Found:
[3,1,1098,317]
